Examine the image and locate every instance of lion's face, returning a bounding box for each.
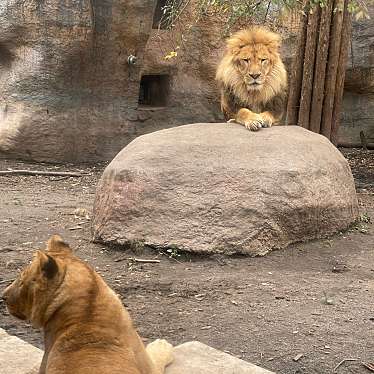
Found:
[1,235,69,326]
[1,260,38,321]
[2,250,61,323]
[216,27,285,98]
[233,44,275,91]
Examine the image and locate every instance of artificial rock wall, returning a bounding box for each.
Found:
[0,2,372,163]
[0,0,155,162]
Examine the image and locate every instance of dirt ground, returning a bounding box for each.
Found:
[0,148,373,374]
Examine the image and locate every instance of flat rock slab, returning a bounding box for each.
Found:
[0,330,274,374]
[166,341,274,374]
[0,328,42,374]
[93,123,358,255]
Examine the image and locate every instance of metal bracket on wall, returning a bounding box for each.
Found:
[127,55,137,65]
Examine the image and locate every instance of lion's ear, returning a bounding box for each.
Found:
[270,41,281,52]
[36,251,59,280]
[230,47,241,56]
[47,235,72,254]
[268,35,281,52]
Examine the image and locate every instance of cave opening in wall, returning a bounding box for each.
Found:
[138,74,170,108]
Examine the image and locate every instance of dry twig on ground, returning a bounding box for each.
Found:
[0,170,87,177]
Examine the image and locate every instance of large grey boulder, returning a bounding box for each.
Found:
[93,123,359,256]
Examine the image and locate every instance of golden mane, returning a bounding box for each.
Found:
[226,26,281,52]
[216,26,288,126]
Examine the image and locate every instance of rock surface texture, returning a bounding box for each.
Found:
[0,0,221,163]
[166,341,274,374]
[0,329,274,374]
[0,328,42,374]
[341,4,374,144]
[0,0,155,162]
[93,123,359,256]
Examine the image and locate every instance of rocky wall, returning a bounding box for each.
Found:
[0,0,155,162]
[341,5,374,144]
[0,2,372,163]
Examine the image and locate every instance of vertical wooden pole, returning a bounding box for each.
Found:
[285,0,351,145]
[286,10,308,126]
[309,1,333,133]
[331,0,352,145]
[297,4,321,129]
[320,0,345,139]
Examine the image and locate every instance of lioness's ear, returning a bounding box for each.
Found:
[47,235,72,254]
[36,251,59,280]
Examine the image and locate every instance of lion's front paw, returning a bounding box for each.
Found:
[244,119,264,131]
[146,339,174,368]
[245,117,272,130]
[147,338,173,354]
[260,118,272,128]
[234,109,274,131]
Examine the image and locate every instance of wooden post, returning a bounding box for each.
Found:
[331,1,352,145]
[285,0,352,146]
[309,1,333,134]
[297,4,321,129]
[286,10,308,126]
[320,0,345,139]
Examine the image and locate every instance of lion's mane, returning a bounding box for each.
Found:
[216,26,288,121]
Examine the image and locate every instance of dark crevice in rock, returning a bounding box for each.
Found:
[0,43,15,68]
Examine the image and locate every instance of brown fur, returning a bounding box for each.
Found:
[216,26,288,131]
[2,235,173,374]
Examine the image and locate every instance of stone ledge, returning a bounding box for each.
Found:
[0,328,42,374]
[166,341,275,374]
[0,329,275,374]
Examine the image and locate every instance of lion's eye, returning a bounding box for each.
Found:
[261,58,268,63]
[243,58,250,63]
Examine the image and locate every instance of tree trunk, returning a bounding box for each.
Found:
[298,4,321,129]
[286,0,352,145]
[320,0,345,139]
[309,1,333,133]
[331,1,352,145]
[286,7,308,126]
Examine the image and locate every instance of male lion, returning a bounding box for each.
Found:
[216,26,288,131]
[2,235,173,374]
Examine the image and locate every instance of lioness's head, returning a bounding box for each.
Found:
[225,26,283,91]
[1,235,73,327]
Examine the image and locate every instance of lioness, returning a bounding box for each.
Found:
[216,26,288,131]
[2,235,173,374]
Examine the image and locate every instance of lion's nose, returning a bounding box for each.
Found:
[250,73,261,79]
